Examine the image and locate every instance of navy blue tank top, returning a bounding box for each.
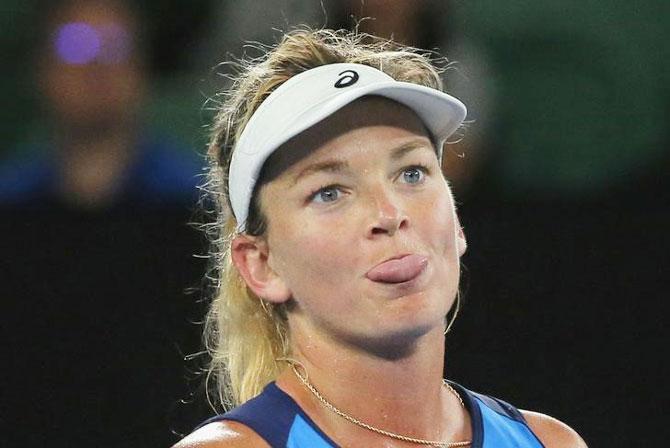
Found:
[197,381,545,447]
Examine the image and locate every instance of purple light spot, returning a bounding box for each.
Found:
[54,22,101,65]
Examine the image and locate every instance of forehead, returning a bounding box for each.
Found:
[259,96,434,183]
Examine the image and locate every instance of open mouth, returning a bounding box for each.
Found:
[365,254,428,284]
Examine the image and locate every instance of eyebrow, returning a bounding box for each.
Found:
[291,160,349,186]
[291,138,433,186]
[389,139,434,160]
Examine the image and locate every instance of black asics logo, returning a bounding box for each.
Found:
[334,70,359,88]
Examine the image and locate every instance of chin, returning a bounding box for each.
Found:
[386,281,455,316]
[354,321,443,360]
[382,299,447,335]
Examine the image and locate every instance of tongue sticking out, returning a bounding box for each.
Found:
[366,254,428,284]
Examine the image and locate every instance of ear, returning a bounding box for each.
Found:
[455,215,467,257]
[230,234,292,304]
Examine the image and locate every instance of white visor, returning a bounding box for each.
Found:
[229,62,467,232]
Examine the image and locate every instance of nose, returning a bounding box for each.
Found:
[366,189,409,238]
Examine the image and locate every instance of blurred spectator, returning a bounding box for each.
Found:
[0,0,201,208]
[1,1,205,446]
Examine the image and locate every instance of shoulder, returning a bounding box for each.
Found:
[171,420,270,448]
[130,133,203,200]
[138,134,202,178]
[520,410,588,448]
[0,149,52,203]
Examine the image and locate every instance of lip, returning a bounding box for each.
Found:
[365,253,429,284]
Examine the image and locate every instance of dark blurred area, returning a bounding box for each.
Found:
[1,1,668,447]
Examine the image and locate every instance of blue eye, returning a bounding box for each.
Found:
[402,166,426,184]
[311,186,341,203]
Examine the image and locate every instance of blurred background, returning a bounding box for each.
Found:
[1,0,667,446]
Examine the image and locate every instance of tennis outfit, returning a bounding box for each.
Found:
[197,381,545,447]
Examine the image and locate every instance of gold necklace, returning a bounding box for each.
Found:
[290,364,472,447]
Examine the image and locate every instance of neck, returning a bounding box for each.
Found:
[276,324,470,446]
[55,126,137,208]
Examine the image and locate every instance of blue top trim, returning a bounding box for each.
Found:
[197,381,545,448]
[196,383,338,447]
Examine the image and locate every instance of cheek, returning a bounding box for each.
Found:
[273,220,358,299]
[414,191,458,251]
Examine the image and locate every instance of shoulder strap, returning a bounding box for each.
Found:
[469,390,528,424]
[447,380,546,448]
[195,383,302,447]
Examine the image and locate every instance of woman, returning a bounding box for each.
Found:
[175,29,587,447]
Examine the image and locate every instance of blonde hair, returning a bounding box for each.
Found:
[201,27,452,410]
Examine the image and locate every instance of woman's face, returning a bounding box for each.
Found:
[254,97,466,351]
